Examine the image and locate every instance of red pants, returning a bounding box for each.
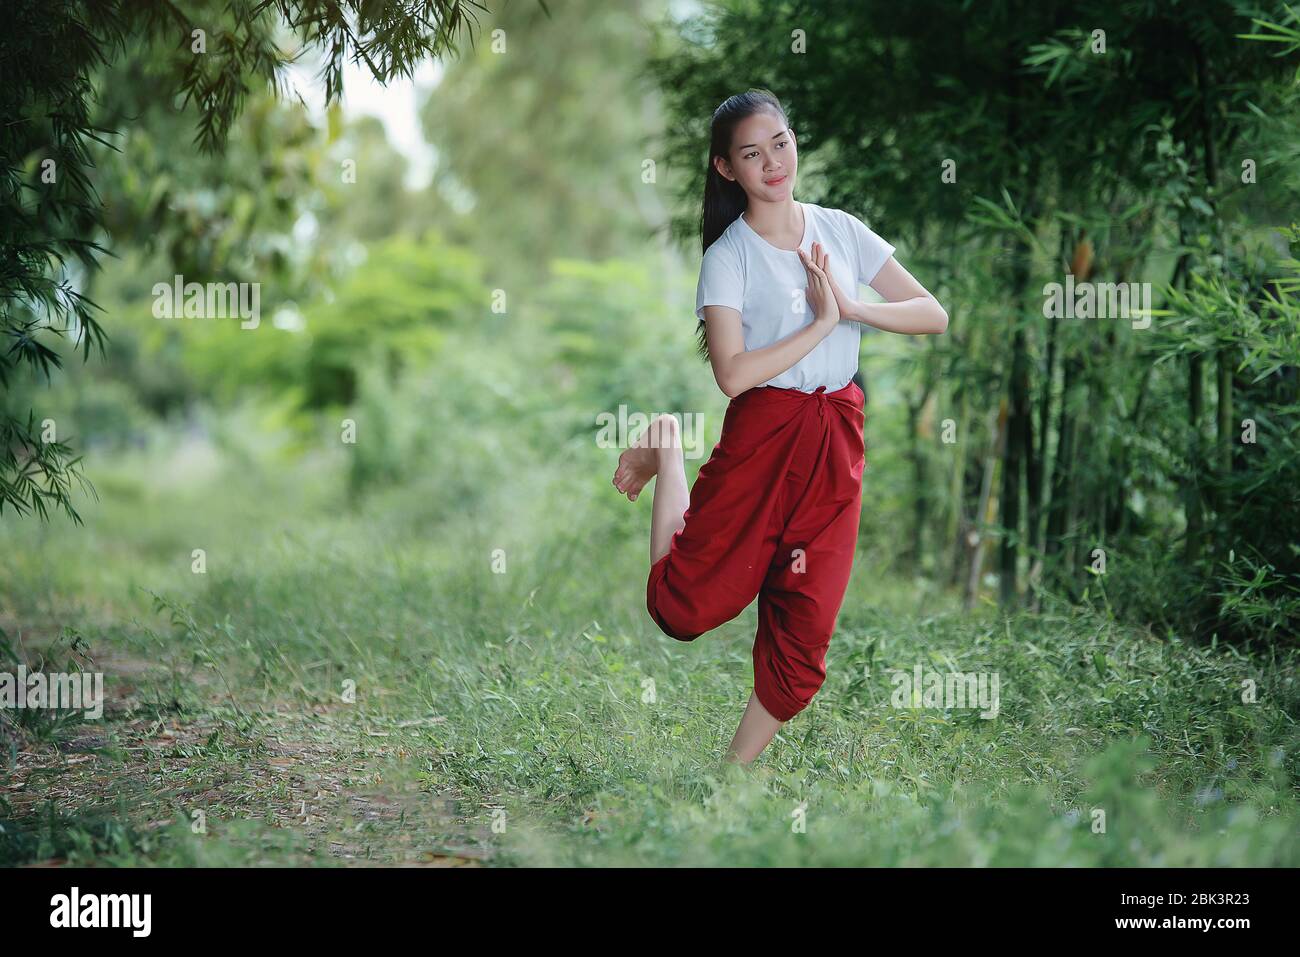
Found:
[646,380,866,721]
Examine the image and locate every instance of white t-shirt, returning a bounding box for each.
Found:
[694,201,896,392]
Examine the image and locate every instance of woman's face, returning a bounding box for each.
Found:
[715,111,797,201]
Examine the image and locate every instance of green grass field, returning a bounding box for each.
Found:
[3,387,1297,866]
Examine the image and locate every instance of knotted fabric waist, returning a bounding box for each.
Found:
[732,380,862,415]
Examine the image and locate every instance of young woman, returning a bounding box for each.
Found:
[612,89,948,764]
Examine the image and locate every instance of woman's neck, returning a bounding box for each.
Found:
[742,197,803,244]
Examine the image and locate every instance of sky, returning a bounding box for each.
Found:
[284,56,443,191]
[280,1,700,193]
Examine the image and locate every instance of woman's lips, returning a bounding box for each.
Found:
[765,175,787,186]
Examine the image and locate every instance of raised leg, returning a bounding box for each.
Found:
[612,414,689,563]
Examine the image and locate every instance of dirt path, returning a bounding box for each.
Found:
[1,641,494,867]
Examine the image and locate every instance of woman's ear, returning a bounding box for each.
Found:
[713,154,736,183]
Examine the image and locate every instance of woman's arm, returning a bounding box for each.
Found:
[703,245,842,398]
[703,306,836,398]
[828,252,949,335]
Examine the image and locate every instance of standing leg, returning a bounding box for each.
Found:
[746,385,867,758]
[725,691,784,763]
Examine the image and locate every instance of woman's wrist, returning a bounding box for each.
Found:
[840,298,868,324]
[814,310,841,335]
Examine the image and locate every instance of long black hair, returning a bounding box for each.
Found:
[696,88,789,360]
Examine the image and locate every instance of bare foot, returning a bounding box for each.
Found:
[612,414,680,502]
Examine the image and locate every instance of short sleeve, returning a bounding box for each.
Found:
[844,211,896,288]
[695,240,745,321]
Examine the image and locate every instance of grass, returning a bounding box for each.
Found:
[2,406,1296,868]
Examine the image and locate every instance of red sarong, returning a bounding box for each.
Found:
[646,380,865,721]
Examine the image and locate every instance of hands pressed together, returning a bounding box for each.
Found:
[798,241,853,336]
